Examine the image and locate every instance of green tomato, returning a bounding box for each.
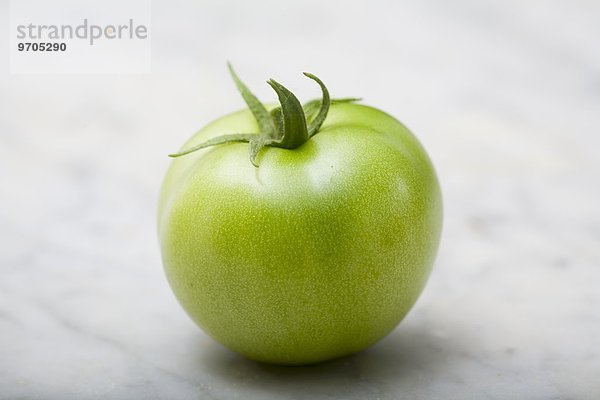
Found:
[158,66,442,365]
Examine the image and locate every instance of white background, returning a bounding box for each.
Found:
[1,0,599,399]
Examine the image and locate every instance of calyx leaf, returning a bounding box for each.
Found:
[169,64,359,167]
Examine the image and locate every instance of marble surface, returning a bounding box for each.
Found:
[1,0,600,399]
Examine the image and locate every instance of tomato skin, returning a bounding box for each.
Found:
[158,102,442,365]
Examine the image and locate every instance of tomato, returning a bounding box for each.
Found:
[158,65,442,365]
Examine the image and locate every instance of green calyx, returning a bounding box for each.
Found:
[169,63,359,167]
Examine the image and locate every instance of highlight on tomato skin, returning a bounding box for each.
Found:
[158,64,443,365]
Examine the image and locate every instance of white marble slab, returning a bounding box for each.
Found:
[1,0,599,399]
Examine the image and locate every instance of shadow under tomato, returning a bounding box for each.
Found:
[198,315,474,399]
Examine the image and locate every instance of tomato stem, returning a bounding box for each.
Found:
[303,73,330,137]
[169,64,357,167]
[227,63,277,140]
[266,78,309,149]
